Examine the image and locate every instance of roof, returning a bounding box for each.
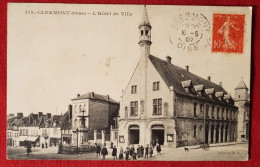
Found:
[235,79,248,90]
[149,55,231,103]
[140,5,150,26]
[71,92,118,104]
[40,115,62,128]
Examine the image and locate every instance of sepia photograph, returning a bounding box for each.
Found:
[7,3,251,161]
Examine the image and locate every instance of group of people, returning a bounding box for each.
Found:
[95,143,162,160]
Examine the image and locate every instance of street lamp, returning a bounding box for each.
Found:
[76,128,79,153]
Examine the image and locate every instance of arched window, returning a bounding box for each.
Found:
[141,30,144,36]
[74,119,78,126]
[145,30,149,35]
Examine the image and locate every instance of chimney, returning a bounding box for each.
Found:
[207,76,211,81]
[17,112,23,119]
[219,82,222,87]
[185,65,189,72]
[77,94,80,97]
[68,104,72,120]
[106,95,110,101]
[47,113,51,119]
[38,112,43,119]
[91,92,95,98]
[166,56,172,64]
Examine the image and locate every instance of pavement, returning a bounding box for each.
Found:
[7,142,249,161]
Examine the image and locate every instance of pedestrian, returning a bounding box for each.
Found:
[119,146,124,160]
[132,151,137,160]
[137,145,141,158]
[124,146,130,160]
[112,145,117,160]
[145,144,149,158]
[149,144,153,157]
[27,142,32,155]
[96,144,101,157]
[42,143,44,149]
[156,144,161,155]
[45,142,48,148]
[129,145,133,158]
[140,145,144,158]
[101,146,108,160]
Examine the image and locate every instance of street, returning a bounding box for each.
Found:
[7,143,248,161]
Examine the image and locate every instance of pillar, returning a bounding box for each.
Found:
[218,126,221,143]
[223,127,226,142]
[213,126,216,143]
[101,130,105,147]
[94,130,97,143]
[208,124,211,143]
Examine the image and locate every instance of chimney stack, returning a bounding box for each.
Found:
[219,82,222,87]
[38,112,43,119]
[185,65,189,72]
[47,113,51,119]
[106,95,110,101]
[17,112,23,119]
[207,76,211,81]
[91,92,95,98]
[166,56,172,64]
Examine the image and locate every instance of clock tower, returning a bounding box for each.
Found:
[139,5,152,59]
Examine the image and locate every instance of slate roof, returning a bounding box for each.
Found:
[149,55,232,104]
[235,79,248,90]
[71,92,118,104]
[40,115,62,128]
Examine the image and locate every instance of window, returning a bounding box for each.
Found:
[226,109,229,120]
[194,103,197,117]
[141,30,144,36]
[153,81,160,91]
[74,105,77,114]
[114,132,118,140]
[79,105,82,113]
[233,111,236,120]
[145,30,149,35]
[212,106,215,119]
[217,107,220,119]
[131,85,137,94]
[194,125,197,137]
[153,98,162,115]
[200,104,203,112]
[130,101,138,116]
[206,105,209,118]
[222,108,224,119]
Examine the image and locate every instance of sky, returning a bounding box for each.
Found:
[7,4,252,116]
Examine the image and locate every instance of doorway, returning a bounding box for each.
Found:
[129,125,140,144]
[151,125,164,145]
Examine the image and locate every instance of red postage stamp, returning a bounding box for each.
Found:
[212,14,245,54]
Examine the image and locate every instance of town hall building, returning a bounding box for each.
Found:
[118,6,238,148]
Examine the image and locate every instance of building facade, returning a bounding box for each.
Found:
[118,6,238,148]
[61,92,119,147]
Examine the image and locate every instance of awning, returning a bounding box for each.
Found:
[17,136,28,141]
[25,136,39,142]
[151,125,164,130]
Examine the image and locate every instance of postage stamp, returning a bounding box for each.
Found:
[212,14,245,54]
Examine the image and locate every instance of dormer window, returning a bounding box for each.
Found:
[153,81,160,91]
[205,88,215,99]
[181,80,192,93]
[215,91,224,101]
[194,85,204,96]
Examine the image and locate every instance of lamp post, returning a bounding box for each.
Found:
[76,128,79,153]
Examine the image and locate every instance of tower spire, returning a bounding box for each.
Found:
[140,5,150,26]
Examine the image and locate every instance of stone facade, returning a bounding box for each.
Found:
[118,6,238,148]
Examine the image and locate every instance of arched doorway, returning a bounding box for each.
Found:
[216,124,219,143]
[205,124,209,144]
[210,125,214,143]
[129,125,139,144]
[221,125,224,142]
[151,125,164,145]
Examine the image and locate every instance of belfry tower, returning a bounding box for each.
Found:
[138,5,152,59]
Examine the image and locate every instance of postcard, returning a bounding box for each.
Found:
[7,3,251,161]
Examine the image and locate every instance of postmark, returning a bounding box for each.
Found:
[212,14,245,54]
[170,12,211,52]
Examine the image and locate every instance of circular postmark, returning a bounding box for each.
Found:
[170,12,211,52]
